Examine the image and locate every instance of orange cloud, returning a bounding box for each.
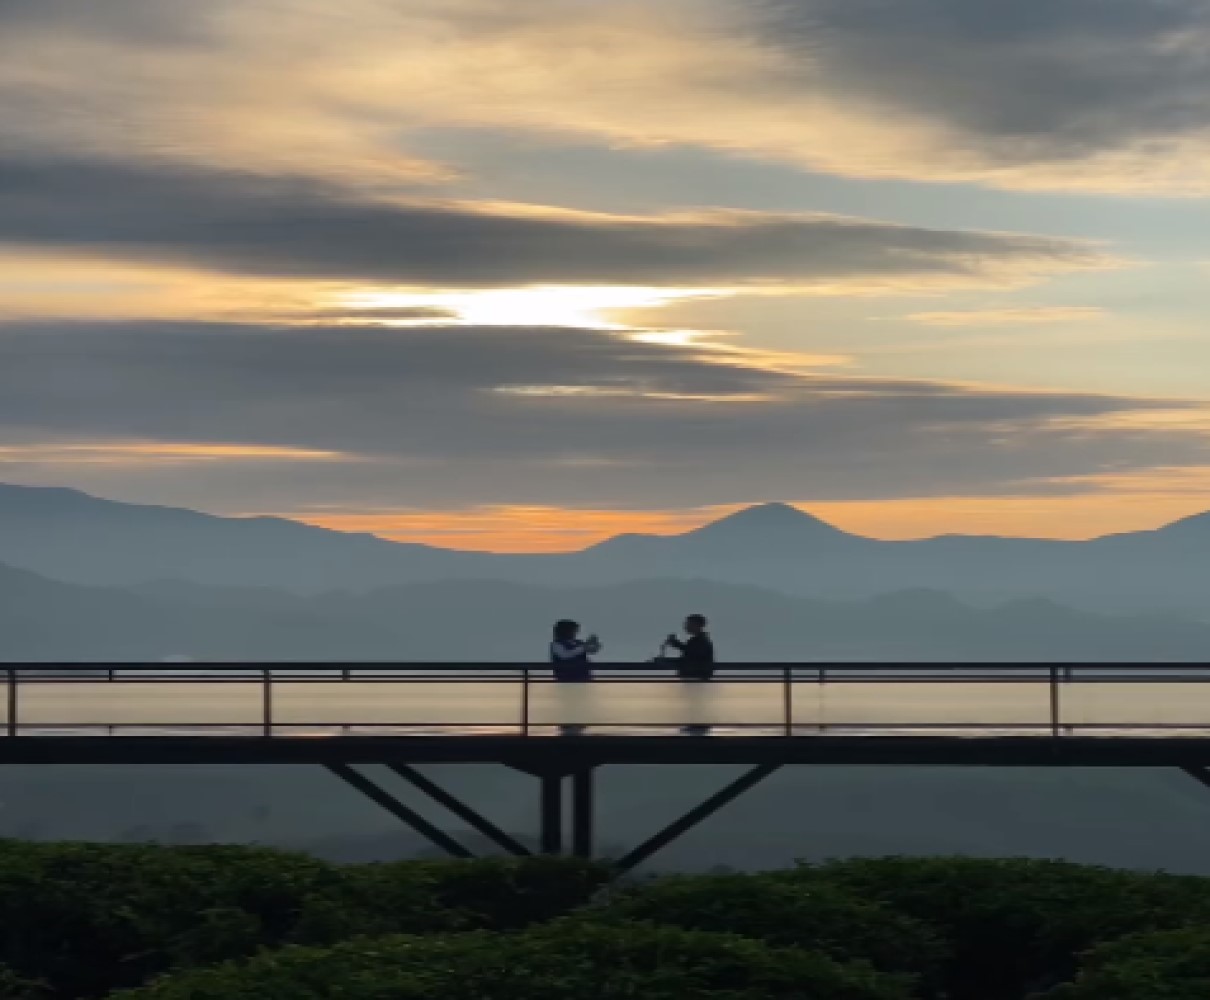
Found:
[288,505,744,552]
[0,442,349,467]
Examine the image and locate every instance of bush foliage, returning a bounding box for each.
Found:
[785,856,1210,1000]
[119,921,912,1000]
[591,872,947,988]
[1044,927,1210,1000]
[3,841,1210,1000]
[0,841,608,998]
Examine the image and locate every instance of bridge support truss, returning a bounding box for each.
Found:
[325,760,781,873]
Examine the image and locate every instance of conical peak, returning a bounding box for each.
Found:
[692,502,845,536]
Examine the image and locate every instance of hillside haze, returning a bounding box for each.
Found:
[1,484,1208,614]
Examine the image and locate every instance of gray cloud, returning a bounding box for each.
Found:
[0,319,1205,510]
[756,0,1210,165]
[0,154,1109,287]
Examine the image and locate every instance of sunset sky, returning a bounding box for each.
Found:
[3,0,1210,551]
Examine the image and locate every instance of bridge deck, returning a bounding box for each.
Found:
[5,734,1210,767]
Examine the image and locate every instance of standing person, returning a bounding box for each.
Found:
[664,614,714,680]
[549,620,600,734]
[664,614,714,734]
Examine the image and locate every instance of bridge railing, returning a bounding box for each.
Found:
[3,663,1210,737]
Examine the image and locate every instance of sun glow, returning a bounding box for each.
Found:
[337,285,720,328]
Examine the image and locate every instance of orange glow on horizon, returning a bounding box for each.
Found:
[283,483,1210,553]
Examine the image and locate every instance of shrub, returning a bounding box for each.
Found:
[0,841,345,997]
[785,856,1210,1000]
[339,854,611,932]
[590,872,946,989]
[0,965,47,1000]
[1043,926,1210,1000]
[0,841,608,998]
[118,920,912,1000]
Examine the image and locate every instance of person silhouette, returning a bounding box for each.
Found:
[549,619,600,734]
[663,614,714,734]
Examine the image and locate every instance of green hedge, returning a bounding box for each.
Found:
[117,920,912,1000]
[590,872,947,989]
[0,841,609,998]
[1044,927,1210,1000]
[0,965,46,1000]
[785,856,1210,1000]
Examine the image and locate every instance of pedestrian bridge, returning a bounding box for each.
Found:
[6,663,1210,868]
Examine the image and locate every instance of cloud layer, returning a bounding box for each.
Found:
[4,0,1209,193]
[0,154,1112,290]
[2,320,1207,510]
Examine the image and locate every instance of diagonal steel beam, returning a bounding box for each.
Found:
[1181,765,1210,792]
[613,763,781,875]
[386,763,530,856]
[325,763,473,858]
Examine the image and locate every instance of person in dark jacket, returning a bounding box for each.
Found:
[549,619,600,681]
[664,614,715,734]
[664,614,714,680]
[549,619,600,734]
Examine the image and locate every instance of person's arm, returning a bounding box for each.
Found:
[550,640,586,660]
[585,635,602,655]
[665,635,687,652]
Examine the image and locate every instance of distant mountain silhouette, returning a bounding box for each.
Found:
[0,483,505,592]
[2,557,1208,663]
[2,483,1208,614]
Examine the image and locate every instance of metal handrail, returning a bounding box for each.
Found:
[5,663,1210,738]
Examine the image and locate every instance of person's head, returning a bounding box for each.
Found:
[553,619,581,642]
[684,613,708,634]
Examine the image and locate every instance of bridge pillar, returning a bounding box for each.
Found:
[540,773,563,854]
[572,767,594,858]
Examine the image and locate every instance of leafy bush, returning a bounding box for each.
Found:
[347,855,610,931]
[0,965,46,1000]
[590,872,947,989]
[785,856,1210,1000]
[119,920,912,1000]
[0,841,608,998]
[1044,927,1210,1000]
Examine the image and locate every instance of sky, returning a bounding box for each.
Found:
[2,0,1210,551]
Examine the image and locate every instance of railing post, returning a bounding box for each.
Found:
[6,668,16,738]
[1049,664,1060,738]
[521,667,530,736]
[783,664,792,737]
[262,667,273,737]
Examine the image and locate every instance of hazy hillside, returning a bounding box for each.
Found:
[2,560,1208,662]
[6,764,1210,879]
[3,485,1208,614]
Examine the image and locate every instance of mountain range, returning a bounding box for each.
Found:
[1,484,1208,615]
[2,555,1208,662]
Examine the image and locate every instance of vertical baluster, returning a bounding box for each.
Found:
[262,667,273,737]
[6,668,16,738]
[521,667,531,736]
[783,664,792,737]
[1049,664,1060,738]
